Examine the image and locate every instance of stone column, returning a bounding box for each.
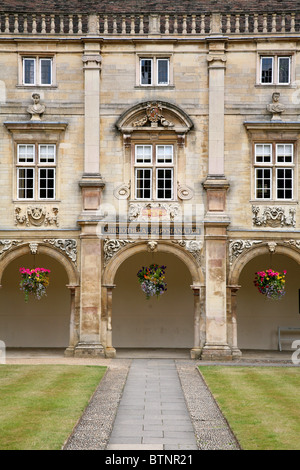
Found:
[102,284,116,358]
[64,284,79,356]
[190,285,202,359]
[228,285,242,358]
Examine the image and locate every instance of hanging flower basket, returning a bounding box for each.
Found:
[137,264,167,300]
[253,269,286,300]
[19,267,51,302]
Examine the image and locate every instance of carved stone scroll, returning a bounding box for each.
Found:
[0,240,22,256]
[229,239,263,265]
[44,239,77,264]
[103,239,135,266]
[172,240,203,265]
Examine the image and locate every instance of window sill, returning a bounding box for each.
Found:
[255,83,296,89]
[134,85,175,89]
[250,200,298,204]
[16,85,58,89]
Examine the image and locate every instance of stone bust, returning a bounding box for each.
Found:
[27,93,46,121]
[267,92,285,121]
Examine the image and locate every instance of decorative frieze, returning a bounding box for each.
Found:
[0,240,22,256]
[15,205,59,227]
[103,239,135,266]
[229,239,263,265]
[252,205,296,228]
[129,202,181,222]
[44,239,77,264]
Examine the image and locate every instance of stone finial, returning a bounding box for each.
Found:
[267,92,285,121]
[27,93,45,121]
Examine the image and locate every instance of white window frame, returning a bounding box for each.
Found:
[157,58,170,85]
[259,55,291,85]
[138,56,171,87]
[16,143,56,200]
[21,56,54,86]
[254,142,294,201]
[134,144,175,201]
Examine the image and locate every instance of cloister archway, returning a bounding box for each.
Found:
[229,244,300,351]
[102,241,204,358]
[0,244,79,351]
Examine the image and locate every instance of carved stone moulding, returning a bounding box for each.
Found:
[15,205,59,227]
[129,202,181,222]
[172,239,203,265]
[103,239,135,266]
[252,205,296,228]
[0,239,22,256]
[44,239,77,264]
[229,239,263,265]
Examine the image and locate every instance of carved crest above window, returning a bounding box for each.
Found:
[116,100,193,138]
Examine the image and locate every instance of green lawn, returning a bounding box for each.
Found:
[199,366,300,450]
[0,364,106,450]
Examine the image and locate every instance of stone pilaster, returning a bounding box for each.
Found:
[202,37,231,360]
[74,230,105,357]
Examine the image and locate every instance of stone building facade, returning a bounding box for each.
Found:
[1,0,300,359]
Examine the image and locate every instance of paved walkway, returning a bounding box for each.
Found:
[64,358,240,450]
[107,359,198,450]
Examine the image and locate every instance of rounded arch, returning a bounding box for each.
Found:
[229,243,300,286]
[115,100,194,133]
[102,240,203,286]
[0,243,79,286]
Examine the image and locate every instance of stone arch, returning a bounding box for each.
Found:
[0,242,80,352]
[102,240,204,359]
[229,242,300,286]
[0,242,79,287]
[102,240,203,286]
[228,241,300,352]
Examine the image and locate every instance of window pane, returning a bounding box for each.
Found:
[135,145,152,163]
[18,168,34,199]
[40,58,52,85]
[39,144,56,163]
[156,168,173,199]
[140,59,152,85]
[261,57,273,84]
[135,168,152,199]
[278,57,290,84]
[157,59,169,85]
[18,144,35,163]
[156,145,173,164]
[23,58,35,84]
[39,168,55,199]
[255,168,271,199]
[276,144,293,163]
[277,168,293,199]
[255,144,272,163]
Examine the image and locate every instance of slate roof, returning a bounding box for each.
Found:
[0,0,299,13]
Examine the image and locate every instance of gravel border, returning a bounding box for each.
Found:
[63,359,131,450]
[176,361,241,450]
